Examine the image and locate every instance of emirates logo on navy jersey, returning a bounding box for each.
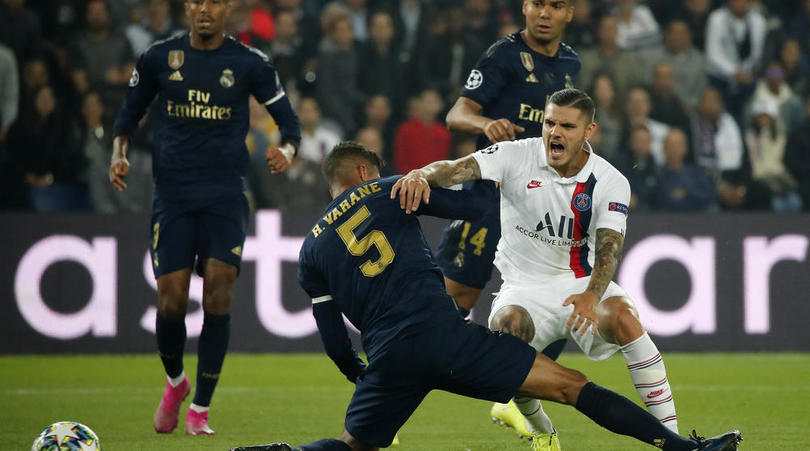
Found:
[574,193,592,212]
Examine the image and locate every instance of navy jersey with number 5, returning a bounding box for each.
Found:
[113,33,301,205]
[297,176,485,360]
[463,30,580,150]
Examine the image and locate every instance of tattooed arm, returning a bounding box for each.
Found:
[390,155,482,214]
[586,228,625,297]
[563,228,625,336]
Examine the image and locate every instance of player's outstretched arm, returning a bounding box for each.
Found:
[563,228,625,336]
[390,155,482,214]
[446,97,525,143]
[109,135,130,192]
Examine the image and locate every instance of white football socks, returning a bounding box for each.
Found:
[168,371,186,388]
[621,332,678,433]
[514,397,555,434]
[189,403,209,413]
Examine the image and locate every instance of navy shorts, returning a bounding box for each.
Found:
[436,213,501,289]
[344,313,536,447]
[149,193,250,278]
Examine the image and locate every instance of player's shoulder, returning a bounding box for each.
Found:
[591,152,629,189]
[557,42,580,62]
[483,31,522,59]
[227,35,273,63]
[142,31,187,57]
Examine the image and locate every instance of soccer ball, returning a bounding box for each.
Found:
[31,421,101,451]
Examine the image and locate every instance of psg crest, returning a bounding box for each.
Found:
[220,68,235,88]
[574,193,592,212]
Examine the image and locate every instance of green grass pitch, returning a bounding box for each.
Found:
[3,353,809,450]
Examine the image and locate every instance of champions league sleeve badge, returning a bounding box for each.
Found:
[465,69,483,90]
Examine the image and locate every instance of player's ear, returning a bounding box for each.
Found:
[584,122,597,142]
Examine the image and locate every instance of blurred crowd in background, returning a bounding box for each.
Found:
[1,0,809,214]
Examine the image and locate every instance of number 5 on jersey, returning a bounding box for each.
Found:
[337,206,395,277]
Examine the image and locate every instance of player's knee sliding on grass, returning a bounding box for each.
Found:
[228,142,742,451]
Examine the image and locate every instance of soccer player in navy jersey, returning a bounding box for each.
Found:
[110,0,301,436]
[228,142,741,451]
[437,0,579,445]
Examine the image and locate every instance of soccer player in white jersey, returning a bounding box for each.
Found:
[392,88,680,437]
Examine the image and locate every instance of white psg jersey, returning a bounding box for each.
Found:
[472,137,631,284]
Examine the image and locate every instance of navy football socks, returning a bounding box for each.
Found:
[193,312,231,407]
[575,382,697,451]
[156,312,186,379]
[293,439,351,450]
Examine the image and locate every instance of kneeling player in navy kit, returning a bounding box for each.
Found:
[228,142,741,451]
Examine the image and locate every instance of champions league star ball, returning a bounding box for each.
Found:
[31,421,102,450]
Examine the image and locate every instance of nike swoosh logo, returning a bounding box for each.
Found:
[526,180,543,189]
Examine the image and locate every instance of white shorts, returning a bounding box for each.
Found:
[487,277,630,361]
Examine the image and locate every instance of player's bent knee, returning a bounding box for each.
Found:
[599,297,642,345]
[559,368,589,405]
[490,305,535,343]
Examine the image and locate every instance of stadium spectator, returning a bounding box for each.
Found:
[682,0,711,49]
[297,97,342,164]
[643,19,708,111]
[390,0,432,68]
[342,0,368,42]
[393,88,450,173]
[6,84,88,212]
[613,0,662,52]
[273,0,322,87]
[355,94,394,162]
[463,0,498,45]
[785,89,810,211]
[315,14,362,135]
[355,126,394,176]
[589,72,623,166]
[787,0,810,59]
[620,125,660,211]
[0,0,42,67]
[419,5,486,105]
[705,0,767,123]
[358,11,406,116]
[779,39,809,96]
[578,15,645,105]
[250,151,329,211]
[82,90,151,213]
[744,100,802,212]
[564,0,597,49]
[624,87,670,167]
[690,87,749,210]
[648,61,691,134]
[747,60,804,136]
[126,0,179,56]
[269,9,305,93]
[69,0,136,112]
[0,43,18,148]
[657,127,717,211]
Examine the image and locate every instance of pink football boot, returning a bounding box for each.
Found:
[153,375,190,433]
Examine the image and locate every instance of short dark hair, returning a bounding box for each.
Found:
[323,141,383,185]
[548,88,596,122]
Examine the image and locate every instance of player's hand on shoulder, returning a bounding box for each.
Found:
[265,144,294,173]
[109,155,130,192]
[563,291,600,336]
[484,118,525,143]
[391,170,431,215]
